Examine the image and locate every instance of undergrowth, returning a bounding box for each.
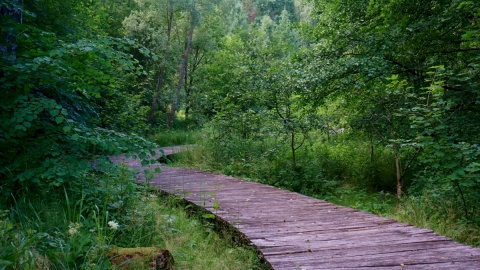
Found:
[148,129,202,147]
[148,117,203,147]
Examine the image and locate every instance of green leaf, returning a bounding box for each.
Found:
[55,117,64,124]
[49,109,59,116]
[63,126,71,132]
[202,213,215,219]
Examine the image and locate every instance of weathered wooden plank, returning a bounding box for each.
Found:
[267,245,480,269]
[111,148,480,269]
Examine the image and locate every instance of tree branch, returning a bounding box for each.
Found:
[385,57,418,77]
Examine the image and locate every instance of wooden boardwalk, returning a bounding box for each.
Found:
[111,148,480,269]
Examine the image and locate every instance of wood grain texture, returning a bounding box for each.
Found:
[110,148,480,269]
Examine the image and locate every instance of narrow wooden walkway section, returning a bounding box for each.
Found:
[111,148,480,269]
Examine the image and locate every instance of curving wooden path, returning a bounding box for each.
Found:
[111,147,480,269]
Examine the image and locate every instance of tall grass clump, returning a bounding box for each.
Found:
[309,134,398,192]
[394,194,480,247]
[149,129,202,147]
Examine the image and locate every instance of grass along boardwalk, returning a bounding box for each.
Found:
[111,149,480,269]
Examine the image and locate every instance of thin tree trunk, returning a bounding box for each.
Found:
[326,122,330,142]
[184,60,189,119]
[147,2,174,127]
[185,75,192,120]
[147,65,167,126]
[291,129,297,169]
[369,131,374,164]
[454,180,469,220]
[369,130,375,179]
[167,7,195,129]
[185,47,204,120]
[393,143,402,199]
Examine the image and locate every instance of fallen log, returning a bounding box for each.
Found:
[108,246,174,270]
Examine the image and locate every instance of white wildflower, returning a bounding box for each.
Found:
[108,220,119,230]
[68,222,81,236]
[68,227,77,235]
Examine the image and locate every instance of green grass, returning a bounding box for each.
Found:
[393,195,480,247]
[155,196,263,270]
[0,171,263,269]
[320,186,398,217]
[148,129,202,147]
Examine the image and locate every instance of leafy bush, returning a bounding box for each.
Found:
[0,9,158,205]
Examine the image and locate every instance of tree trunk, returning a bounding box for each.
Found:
[326,122,330,142]
[147,2,174,127]
[185,77,192,120]
[185,47,204,121]
[184,60,189,119]
[393,143,402,199]
[291,129,297,169]
[167,7,195,129]
[369,130,375,179]
[369,131,374,164]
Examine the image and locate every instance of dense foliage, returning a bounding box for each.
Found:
[193,0,480,220]
[175,0,480,233]
[0,0,160,268]
[2,0,480,265]
[1,0,159,204]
